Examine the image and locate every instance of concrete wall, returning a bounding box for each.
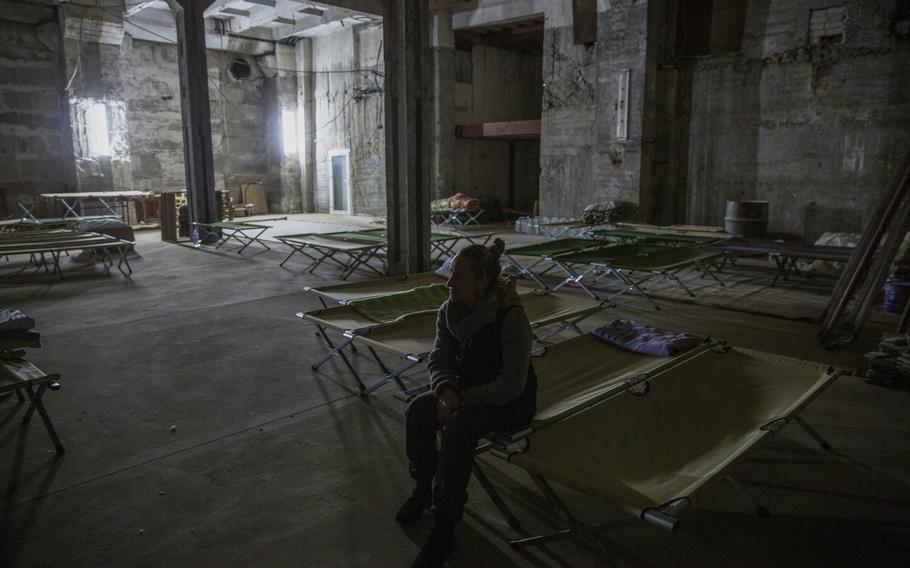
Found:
[2,4,298,214]
[453,44,542,213]
[539,0,650,218]
[206,50,273,204]
[686,0,910,240]
[0,13,74,217]
[310,22,386,216]
[121,39,184,193]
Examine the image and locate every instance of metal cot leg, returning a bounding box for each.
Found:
[23,383,65,454]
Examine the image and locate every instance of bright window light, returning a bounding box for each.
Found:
[282,109,297,155]
[85,102,110,157]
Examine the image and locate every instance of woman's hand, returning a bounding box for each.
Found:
[436,387,459,426]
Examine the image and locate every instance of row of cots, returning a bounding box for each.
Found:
[292,266,844,547]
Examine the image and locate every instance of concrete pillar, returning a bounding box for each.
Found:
[383,0,433,275]
[167,0,218,227]
[429,10,455,201]
[297,38,316,213]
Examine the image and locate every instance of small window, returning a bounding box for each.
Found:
[282,109,297,155]
[810,6,846,45]
[73,99,111,158]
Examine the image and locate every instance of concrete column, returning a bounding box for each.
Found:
[383,0,433,275]
[429,10,455,201]
[167,0,218,227]
[297,38,316,213]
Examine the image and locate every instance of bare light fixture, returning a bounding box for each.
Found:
[282,109,298,155]
[85,101,111,157]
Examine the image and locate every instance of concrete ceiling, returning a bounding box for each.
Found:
[454,17,543,52]
[54,0,381,49]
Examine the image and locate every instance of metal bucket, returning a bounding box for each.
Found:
[724,200,768,238]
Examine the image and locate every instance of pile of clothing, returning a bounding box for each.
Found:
[581,200,639,225]
[864,333,910,388]
[0,308,40,360]
[431,193,482,212]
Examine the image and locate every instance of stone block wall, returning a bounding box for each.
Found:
[310,22,386,217]
[539,0,648,218]
[0,15,74,216]
[686,0,910,240]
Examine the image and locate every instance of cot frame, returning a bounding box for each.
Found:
[472,347,845,550]
[551,250,724,309]
[0,231,134,279]
[277,233,387,280]
[337,294,610,397]
[503,239,609,291]
[1,358,65,454]
[711,241,854,287]
[431,207,485,228]
[192,217,286,254]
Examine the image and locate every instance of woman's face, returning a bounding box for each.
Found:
[447,256,485,305]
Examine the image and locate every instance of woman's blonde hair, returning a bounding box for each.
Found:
[455,237,506,293]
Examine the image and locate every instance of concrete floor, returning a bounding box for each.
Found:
[1,220,909,567]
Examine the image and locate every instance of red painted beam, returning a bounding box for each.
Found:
[456,119,541,140]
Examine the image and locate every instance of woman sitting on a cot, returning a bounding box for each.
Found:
[397,237,538,568]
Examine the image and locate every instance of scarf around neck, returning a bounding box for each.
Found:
[445,275,521,342]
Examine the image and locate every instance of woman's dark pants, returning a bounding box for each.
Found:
[405,391,532,524]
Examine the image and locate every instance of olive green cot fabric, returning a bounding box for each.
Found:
[530,333,703,424]
[348,284,450,323]
[510,346,833,518]
[305,271,445,304]
[553,244,665,265]
[506,239,605,257]
[607,248,721,272]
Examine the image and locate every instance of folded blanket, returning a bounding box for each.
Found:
[348,284,450,323]
[593,319,698,357]
[0,308,36,333]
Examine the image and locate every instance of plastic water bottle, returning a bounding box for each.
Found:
[191,227,201,248]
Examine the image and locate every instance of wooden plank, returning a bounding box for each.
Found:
[456,119,541,140]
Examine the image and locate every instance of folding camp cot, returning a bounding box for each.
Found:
[431,207,485,228]
[471,333,843,547]
[539,220,590,239]
[17,202,92,229]
[594,227,732,246]
[348,228,497,262]
[1,357,64,454]
[503,238,614,290]
[0,230,134,279]
[279,228,496,271]
[192,217,287,254]
[616,222,726,233]
[39,190,152,221]
[551,245,724,309]
[276,232,387,280]
[299,283,450,392]
[304,271,450,307]
[302,291,608,396]
[708,239,854,287]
